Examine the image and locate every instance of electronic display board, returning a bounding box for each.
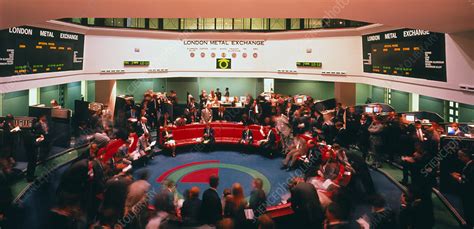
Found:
[0,26,84,77]
[362,28,446,82]
[296,61,322,68]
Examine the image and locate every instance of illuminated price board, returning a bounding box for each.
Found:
[296,62,323,68]
[0,26,84,77]
[123,61,150,66]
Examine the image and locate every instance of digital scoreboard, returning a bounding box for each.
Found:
[362,28,446,82]
[0,26,84,77]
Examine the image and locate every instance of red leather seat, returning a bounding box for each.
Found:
[159,122,281,149]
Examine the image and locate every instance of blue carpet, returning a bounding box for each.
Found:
[13,151,405,229]
[134,151,294,206]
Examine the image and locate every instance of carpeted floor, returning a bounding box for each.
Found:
[133,151,294,206]
[10,150,461,229]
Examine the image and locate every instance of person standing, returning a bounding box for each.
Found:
[23,128,37,182]
[288,177,323,229]
[451,149,474,227]
[181,186,202,227]
[249,178,267,218]
[216,88,222,101]
[200,175,223,225]
[201,104,213,124]
[368,116,384,168]
[224,88,230,98]
[34,114,51,163]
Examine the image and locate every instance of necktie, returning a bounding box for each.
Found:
[418,129,423,141]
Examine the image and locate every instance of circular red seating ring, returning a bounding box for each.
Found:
[159,122,281,148]
[156,122,351,218]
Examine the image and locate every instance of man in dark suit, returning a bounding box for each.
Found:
[333,121,350,148]
[249,178,266,218]
[410,121,428,145]
[240,124,253,145]
[259,125,276,156]
[136,116,150,137]
[34,114,51,163]
[202,123,215,149]
[451,149,474,226]
[200,175,222,225]
[23,128,37,182]
[215,88,222,101]
[181,186,202,227]
[288,177,323,229]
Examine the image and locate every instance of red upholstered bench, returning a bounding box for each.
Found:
[158,122,281,151]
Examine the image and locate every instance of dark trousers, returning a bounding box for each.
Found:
[38,141,50,162]
[462,194,474,226]
[26,147,38,179]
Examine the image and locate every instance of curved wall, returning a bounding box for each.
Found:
[0,23,473,105]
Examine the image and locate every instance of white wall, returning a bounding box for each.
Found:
[1,29,473,105]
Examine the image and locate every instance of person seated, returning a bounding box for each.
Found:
[201,104,213,124]
[240,113,253,126]
[448,122,465,137]
[214,105,228,121]
[186,107,200,124]
[137,132,152,154]
[258,124,277,156]
[202,122,215,146]
[174,115,187,127]
[240,124,253,145]
[281,136,307,170]
[162,126,176,157]
[136,116,150,137]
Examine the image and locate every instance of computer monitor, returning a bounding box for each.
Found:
[406,115,415,122]
[373,106,381,113]
[365,107,374,113]
[447,127,456,135]
[296,98,303,104]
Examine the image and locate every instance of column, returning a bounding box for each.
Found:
[28,88,40,105]
[409,93,420,112]
[334,82,356,106]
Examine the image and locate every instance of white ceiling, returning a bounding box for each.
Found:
[1,0,473,33]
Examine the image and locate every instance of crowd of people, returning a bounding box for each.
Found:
[0,87,473,229]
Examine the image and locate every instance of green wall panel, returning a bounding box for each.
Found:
[65,82,82,110]
[390,90,409,112]
[274,79,334,100]
[116,79,155,101]
[372,86,385,103]
[459,103,474,122]
[356,84,371,105]
[198,77,259,99]
[2,90,29,116]
[87,81,96,102]
[419,95,445,118]
[166,77,199,104]
[40,85,59,106]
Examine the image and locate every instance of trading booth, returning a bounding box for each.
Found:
[29,104,72,148]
